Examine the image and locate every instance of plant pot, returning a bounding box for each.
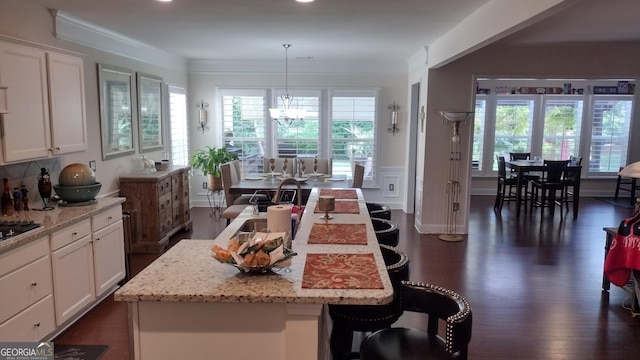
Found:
[208,174,223,191]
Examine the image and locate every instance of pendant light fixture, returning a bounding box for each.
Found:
[269,44,306,125]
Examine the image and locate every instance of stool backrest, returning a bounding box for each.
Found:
[543,160,569,183]
[510,152,530,161]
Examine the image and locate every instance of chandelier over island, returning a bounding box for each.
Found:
[269,44,306,125]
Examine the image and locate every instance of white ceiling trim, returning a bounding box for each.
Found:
[188,59,408,75]
[52,11,187,71]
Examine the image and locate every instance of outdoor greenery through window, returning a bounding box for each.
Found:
[472,79,635,177]
[220,88,378,182]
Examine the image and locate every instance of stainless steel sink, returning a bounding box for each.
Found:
[236,218,269,233]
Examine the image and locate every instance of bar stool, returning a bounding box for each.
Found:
[529,160,569,218]
[359,281,472,360]
[366,202,391,220]
[371,218,399,247]
[328,244,410,360]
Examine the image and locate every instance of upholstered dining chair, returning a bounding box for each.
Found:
[305,157,332,176]
[359,281,473,360]
[328,244,410,360]
[353,163,365,188]
[562,155,582,213]
[263,157,296,177]
[220,161,251,225]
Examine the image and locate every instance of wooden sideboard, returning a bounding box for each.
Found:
[119,166,192,253]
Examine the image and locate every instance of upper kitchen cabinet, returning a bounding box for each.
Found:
[47,52,87,155]
[0,38,87,164]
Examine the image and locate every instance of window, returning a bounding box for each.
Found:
[220,89,266,176]
[541,97,583,160]
[168,85,189,166]
[218,87,379,183]
[330,90,377,179]
[472,98,486,171]
[588,98,633,173]
[473,79,635,178]
[275,90,321,158]
[494,97,535,165]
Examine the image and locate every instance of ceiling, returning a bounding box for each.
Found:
[26,0,640,64]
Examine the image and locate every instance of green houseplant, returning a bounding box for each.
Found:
[191,146,238,190]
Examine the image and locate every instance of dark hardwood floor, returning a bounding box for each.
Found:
[53,196,640,359]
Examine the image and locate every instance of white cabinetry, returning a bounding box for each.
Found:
[0,236,56,341]
[46,52,87,154]
[50,205,125,326]
[0,38,87,163]
[0,41,50,162]
[51,219,94,326]
[92,205,125,296]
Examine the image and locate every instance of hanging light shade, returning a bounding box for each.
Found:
[269,44,305,125]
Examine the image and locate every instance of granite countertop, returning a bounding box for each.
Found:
[0,197,126,254]
[115,188,394,306]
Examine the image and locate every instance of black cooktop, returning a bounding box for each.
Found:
[0,220,42,241]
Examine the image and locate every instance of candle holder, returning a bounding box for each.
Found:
[318,195,335,220]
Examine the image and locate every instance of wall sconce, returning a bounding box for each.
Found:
[197,100,209,134]
[388,102,400,135]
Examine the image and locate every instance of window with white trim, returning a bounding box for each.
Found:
[168,85,189,166]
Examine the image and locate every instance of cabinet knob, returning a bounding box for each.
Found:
[56,147,61,150]
[72,232,78,236]
[31,282,37,287]
[107,216,113,220]
[34,322,40,327]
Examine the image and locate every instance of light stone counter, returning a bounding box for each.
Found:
[0,197,125,254]
[114,187,392,360]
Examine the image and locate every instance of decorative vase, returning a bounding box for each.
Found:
[38,168,54,210]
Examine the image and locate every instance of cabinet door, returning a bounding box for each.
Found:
[51,235,95,325]
[0,41,51,162]
[93,220,125,296]
[47,52,87,154]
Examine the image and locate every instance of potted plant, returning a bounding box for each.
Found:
[191,146,238,191]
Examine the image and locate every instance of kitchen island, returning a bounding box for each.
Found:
[115,188,393,360]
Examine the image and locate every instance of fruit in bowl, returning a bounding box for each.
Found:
[53,182,102,203]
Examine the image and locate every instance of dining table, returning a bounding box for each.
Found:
[506,160,582,218]
[230,173,351,204]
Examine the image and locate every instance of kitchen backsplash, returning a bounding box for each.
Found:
[0,158,61,210]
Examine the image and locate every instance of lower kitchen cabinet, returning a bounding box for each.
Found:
[0,236,56,341]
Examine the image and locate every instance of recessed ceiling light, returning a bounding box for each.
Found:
[296,0,315,3]
[156,0,173,2]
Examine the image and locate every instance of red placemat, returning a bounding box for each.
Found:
[314,200,360,214]
[308,223,367,245]
[301,253,383,289]
[319,189,358,199]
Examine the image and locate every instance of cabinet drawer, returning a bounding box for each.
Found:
[51,219,91,251]
[92,205,122,231]
[172,173,181,189]
[0,255,53,323]
[0,236,49,277]
[157,177,171,195]
[0,294,55,342]
[159,192,172,211]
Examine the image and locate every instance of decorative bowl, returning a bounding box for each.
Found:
[211,231,296,274]
[53,182,102,203]
[59,163,96,186]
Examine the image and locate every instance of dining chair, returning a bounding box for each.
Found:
[305,157,332,176]
[529,160,570,218]
[562,155,582,213]
[614,165,640,206]
[328,244,410,360]
[359,281,473,360]
[353,163,365,188]
[220,161,252,225]
[263,157,296,177]
[509,152,540,181]
[494,156,527,213]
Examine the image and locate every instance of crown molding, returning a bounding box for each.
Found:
[407,46,429,73]
[188,59,408,75]
[52,11,187,71]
